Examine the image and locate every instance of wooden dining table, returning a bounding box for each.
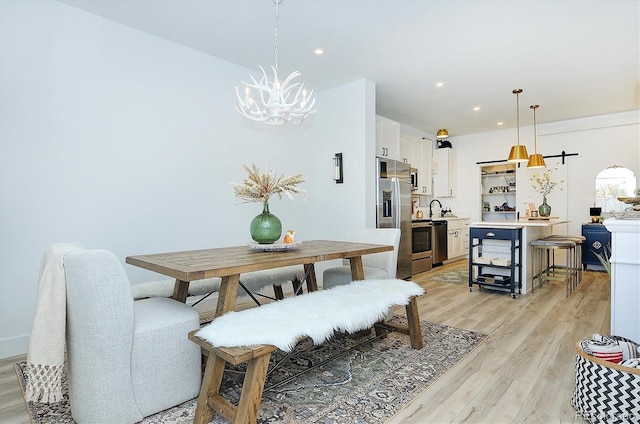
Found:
[126,240,393,318]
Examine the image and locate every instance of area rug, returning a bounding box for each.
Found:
[428,265,469,285]
[15,317,487,424]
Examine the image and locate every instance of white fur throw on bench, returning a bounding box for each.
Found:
[196,279,424,352]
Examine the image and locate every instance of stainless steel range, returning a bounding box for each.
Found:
[411,219,432,274]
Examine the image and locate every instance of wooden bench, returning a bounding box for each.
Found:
[188,278,424,424]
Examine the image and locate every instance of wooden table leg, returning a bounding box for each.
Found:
[405,297,423,349]
[215,274,240,317]
[303,263,318,292]
[172,279,190,303]
[349,256,365,281]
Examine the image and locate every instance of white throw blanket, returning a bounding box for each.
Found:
[25,243,82,403]
[196,279,424,352]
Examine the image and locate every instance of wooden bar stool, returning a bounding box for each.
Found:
[531,239,576,296]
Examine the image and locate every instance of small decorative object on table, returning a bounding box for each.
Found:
[589,206,603,223]
[531,167,563,217]
[232,164,306,244]
[612,191,640,219]
[247,241,302,251]
[283,229,296,244]
[619,189,640,209]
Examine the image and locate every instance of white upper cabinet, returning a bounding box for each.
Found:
[375,115,400,161]
[419,138,433,195]
[400,134,432,195]
[400,134,413,165]
[432,148,457,197]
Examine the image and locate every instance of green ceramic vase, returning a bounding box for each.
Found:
[539,197,552,217]
[250,202,282,244]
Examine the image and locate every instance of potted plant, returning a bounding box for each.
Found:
[232,164,305,244]
[594,244,611,275]
[530,167,563,217]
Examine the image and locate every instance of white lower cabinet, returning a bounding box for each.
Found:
[447,219,470,260]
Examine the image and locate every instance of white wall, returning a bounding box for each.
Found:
[0,1,374,358]
[443,111,639,236]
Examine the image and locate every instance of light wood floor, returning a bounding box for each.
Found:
[0,259,608,424]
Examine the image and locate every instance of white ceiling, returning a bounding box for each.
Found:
[60,0,639,136]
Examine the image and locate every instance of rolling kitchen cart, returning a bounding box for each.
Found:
[468,226,522,298]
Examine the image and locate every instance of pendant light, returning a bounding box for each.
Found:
[527,104,546,168]
[436,129,449,139]
[235,0,316,125]
[507,88,529,163]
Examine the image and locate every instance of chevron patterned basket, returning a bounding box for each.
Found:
[571,342,640,424]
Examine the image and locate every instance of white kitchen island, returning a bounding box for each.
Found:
[470,219,570,294]
[604,218,640,342]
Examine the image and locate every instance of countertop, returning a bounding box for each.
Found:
[412,216,470,222]
[470,219,570,227]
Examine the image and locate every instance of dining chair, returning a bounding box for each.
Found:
[64,249,201,423]
[322,227,401,289]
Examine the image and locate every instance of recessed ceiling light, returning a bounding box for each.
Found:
[314,48,324,55]
[497,122,504,126]
[436,82,444,87]
[473,106,481,111]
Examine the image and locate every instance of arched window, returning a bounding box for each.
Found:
[595,166,637,213]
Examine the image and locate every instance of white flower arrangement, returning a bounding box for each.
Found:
[531,167,563,197]
[232,164,306,204]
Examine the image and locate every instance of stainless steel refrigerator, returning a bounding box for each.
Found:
[376,157,412,279]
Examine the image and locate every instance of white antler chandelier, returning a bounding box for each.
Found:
[235,0,316,125]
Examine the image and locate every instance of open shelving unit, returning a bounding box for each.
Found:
[481,163,517,221]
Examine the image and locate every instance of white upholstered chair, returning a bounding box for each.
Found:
[322,227,401,289]
[64,249,201,423]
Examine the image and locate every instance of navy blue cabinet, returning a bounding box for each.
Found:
[581,224,611,270]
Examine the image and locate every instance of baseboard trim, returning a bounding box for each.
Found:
[0,334,29,360]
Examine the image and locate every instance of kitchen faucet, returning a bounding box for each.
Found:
[429,199,442,218]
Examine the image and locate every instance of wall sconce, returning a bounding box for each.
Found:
[333,153,343,184]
